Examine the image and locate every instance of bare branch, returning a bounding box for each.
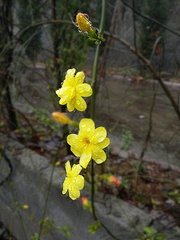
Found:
[121,0,180,37]
[104,31,180,121]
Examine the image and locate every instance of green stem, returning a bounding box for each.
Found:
[90,160,97,220]
[90,44,100,119]
[90,0,106,118]
[90,0,106,222]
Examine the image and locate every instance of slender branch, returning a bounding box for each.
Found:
[0,19,71,58]
[16,109,36,135]
[99,0,119,80]
[38,166,55,239]
[0,149,13,186]
[121,0,180,37]
[90,44,100,119]
[16,19,71,42]
[104,31,180,121]
[140,90,156,159]
[150,37,161,62]
[90,161,97,220]
[132,0,137,49]
[134,91,156,195]
[89,1,120,239]
[90,0,106,220]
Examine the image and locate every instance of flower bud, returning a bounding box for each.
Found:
[80,196,92,211]
[22,204,29,210]
[75,12,93,33]
[52,112,72,125]
[108,175,121,187]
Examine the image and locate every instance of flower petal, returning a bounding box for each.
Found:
[64,68,76,85]
[79,148,92,168]
[69,186,80,200]
[75,71,85,84]
[67,134,78,146]
[75,96,87,111]
[97,137,110,149]
[92,146,106,164]
[79,118,95,136]
[67,134,84,157]
[67,99,75,112]
[72,164,82,176]
[91,127,107,144]
[71,146,82,157]
[75,175,84,190]
[55,88,61,97]
[65,161,71,174]
[59,97,68,105]
[57,87,74,105]
[76,83,92,97]
[62,177,69,194]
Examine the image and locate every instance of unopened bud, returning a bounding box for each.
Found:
[22,204,29,210]
[108,175,121,187]
[52,112,72,125]
[75,12,93,33]
[80,196,92,211]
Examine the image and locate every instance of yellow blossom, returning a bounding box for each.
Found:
[56,68,92,112]
[62,161,84,200]
[67,118,110,168]
[75,12,93,33]
[52,112,72,125]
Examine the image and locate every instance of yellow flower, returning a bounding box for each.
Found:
[62,161,84,200]
[56,68,92,112]
[52,112,72,125]
[67,118,110,168]
[75,12,93,33]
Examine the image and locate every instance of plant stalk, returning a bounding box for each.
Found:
[90,0,106,222]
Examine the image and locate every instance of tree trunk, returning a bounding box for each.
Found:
[51,0,70,153]
[0,0,18,130]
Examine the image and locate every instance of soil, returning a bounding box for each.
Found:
[97,153,180,227]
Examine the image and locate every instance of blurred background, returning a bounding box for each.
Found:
[0,0,180,240]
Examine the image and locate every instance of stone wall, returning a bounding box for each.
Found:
[0,134,154,240]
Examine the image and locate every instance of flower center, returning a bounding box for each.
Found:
[83,137,90,145]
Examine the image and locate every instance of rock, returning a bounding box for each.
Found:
[0,134,179,240]
[95,194,152,240]
[0,134,99,240]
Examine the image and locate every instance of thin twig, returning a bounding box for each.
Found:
[99,0,120,80]
[38,165,55,239]
[132,0,137,49]
[90,1,120,239]
[90,0,105,221]
[0,149,13,186]
[121,0,180,37]
[90,161,97,220]
[140,90,157,159]
[0,19,71,58]
[134,90,157,194]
